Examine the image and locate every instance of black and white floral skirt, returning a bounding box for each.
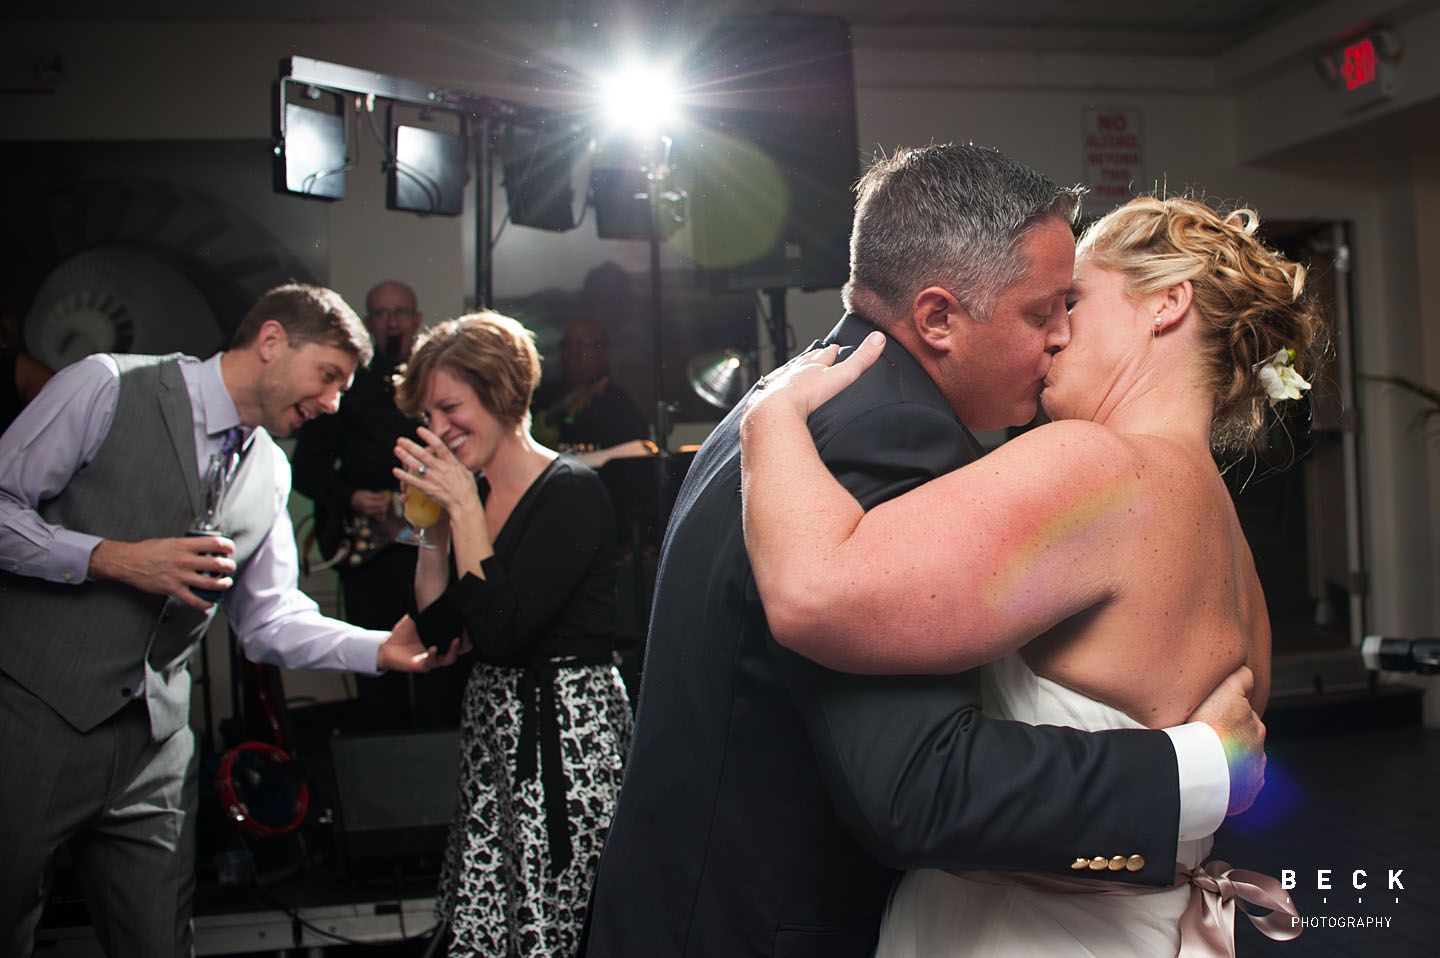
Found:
[437,662,632,958]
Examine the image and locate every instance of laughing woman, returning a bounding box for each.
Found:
[391,312,632,958]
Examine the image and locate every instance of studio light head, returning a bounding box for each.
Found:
[1361,635,1440,675]
[597,62,683,141]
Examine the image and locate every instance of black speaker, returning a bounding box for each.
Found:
[329,729,460,869]
[590,166,654,239]
[387,122,467,216]
[502,120,590,232]
[273,98,348,201]
[680,14,859,292]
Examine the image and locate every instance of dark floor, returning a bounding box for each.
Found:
[233,719,1440,957]
[224,710,1440,957]
[1213,722,1440,956]
[39,685,1440,957]
[308,675,1440,958]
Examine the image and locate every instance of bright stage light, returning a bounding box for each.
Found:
[598,64,682,138]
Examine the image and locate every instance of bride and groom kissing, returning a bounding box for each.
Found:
[581,143,1318,956]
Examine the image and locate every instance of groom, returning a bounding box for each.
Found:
[581,144,1265,957]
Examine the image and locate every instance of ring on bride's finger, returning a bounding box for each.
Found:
[416,463,428,477]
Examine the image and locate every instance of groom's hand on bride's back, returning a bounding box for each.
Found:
[1188,665,1266,816]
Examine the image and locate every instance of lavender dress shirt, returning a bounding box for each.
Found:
[0,352,384,675]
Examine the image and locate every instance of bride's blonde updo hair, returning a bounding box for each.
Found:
[1076,196,1325,455]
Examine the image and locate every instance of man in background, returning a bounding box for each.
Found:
[531,315,648,452]
[292,280,463,728]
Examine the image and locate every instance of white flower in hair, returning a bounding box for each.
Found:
[1259,348,1311,406]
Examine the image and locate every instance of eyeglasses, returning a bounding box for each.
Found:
[368,307,415,322]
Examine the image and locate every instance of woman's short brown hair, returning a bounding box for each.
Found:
[394,311,541,429]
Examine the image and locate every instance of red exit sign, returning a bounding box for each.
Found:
[1340,37,1378,90]
[1319,29,1399,107]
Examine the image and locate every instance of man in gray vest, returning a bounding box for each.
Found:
[0,283,453,957]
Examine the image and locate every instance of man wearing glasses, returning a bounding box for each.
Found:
[532,316,649,451]
[293,281,462,727]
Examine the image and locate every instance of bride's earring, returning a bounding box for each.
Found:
[1152,315,1163,337]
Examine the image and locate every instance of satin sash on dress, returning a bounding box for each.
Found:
[954,860,1301,958]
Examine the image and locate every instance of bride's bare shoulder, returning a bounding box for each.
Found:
[988,419,1143,477]
[984,422,1220,526]
[1018,422,1212,479]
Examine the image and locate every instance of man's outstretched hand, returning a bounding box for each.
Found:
[377,614,467,672]
[1188,665,1266,816]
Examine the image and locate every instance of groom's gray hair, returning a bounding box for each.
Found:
[843,143,1085,326]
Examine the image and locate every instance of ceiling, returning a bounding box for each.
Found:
[6,0,1327,54]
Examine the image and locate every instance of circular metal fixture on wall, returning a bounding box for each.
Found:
[25,245,223,370]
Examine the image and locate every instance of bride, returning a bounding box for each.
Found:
[740,196,1319,956]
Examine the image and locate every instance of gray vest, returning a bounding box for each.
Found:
[0,354,281,739]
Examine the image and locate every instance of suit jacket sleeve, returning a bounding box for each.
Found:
[771,374,1182,885]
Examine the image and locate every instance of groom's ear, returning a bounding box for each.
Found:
[909,286,967,353]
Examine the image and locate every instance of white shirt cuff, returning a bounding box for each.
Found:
[343,630,389,675]
[1164,721,1229,841]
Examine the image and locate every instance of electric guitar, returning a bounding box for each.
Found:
[314,493,415,570]
[533,377,613,448]
[574,438,659,470]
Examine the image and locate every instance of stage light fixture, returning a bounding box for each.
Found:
[501,120,591,231]
[687,348,758,410]
[598,63,683,140]
[386,109,467,217]
[273,84,349,200]
[590,135,687,240]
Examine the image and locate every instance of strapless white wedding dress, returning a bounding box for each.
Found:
[875,652,1212,957]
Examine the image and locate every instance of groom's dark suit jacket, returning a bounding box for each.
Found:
[582,315,1182,957]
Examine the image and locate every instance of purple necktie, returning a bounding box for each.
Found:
[220,426,244,459]
[219,426,245,483]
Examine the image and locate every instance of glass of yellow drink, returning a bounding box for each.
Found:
[403,486,444,548]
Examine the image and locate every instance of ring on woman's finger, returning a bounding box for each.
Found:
[416,463,428,477]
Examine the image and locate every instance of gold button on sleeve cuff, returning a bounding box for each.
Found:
[1088,856,1108,871]
[1071,857,1090,871]
[1126,854,1145,872]
[1108,856,1126,871]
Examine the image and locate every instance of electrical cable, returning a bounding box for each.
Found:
[297,86,360,196]
[255,883,436,948]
